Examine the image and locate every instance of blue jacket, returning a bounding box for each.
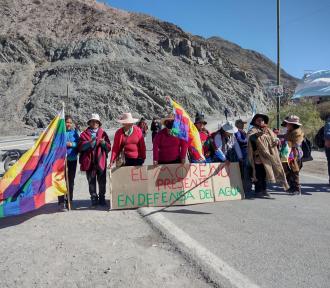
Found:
[66,129,80,161]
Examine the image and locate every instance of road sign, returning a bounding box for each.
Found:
[268,85,284,97]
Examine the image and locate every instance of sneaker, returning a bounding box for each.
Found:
[90,197,98,208]
[98,198,107,207]
[262,191,271,198]
[286,187,295,194]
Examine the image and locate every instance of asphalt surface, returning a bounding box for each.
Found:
[1,119,330,288]
[144,173,330,288]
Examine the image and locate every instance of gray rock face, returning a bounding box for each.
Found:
[0,0,297,134]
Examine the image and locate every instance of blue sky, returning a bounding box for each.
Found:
[105,0,330,79]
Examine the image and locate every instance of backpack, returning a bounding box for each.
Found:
[324,118,330,140]
[301,138,313,162]
[314,127,325,148]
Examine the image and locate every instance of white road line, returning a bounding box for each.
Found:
[139,207,260,288]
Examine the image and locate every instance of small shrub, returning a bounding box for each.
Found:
[268,100,323,141]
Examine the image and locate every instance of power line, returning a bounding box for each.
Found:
[282,3,330,26]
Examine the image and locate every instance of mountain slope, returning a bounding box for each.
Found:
[0,0,297,134]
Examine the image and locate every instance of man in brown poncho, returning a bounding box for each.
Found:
[248,114,289,198]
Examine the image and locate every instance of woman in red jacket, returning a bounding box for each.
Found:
[153,114,188,165]
[110,113,146,167]
[78,114,111,207]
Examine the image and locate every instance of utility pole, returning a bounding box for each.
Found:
[276,0,281,129]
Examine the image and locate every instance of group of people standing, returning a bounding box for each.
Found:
[59,110,308,210]
[186,112,305,198]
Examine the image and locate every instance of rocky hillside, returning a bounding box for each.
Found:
[0,0,297,134]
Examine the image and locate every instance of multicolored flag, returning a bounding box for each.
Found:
[0,109,67,218]
[168,98,205,161]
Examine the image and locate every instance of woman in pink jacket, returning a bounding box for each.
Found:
[153,114,188,165]
[110,113,146,167]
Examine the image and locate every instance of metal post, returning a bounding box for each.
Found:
[276,0,281,129]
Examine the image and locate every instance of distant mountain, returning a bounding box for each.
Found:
[0,0,298,134]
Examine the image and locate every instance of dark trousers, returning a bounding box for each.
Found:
[86,169,106,201]
[240,159,252,198]
[152,132,157,142]
[124,158,144,166]
[326,147,330,182]
[158,158,181,165]
[58,160,77,204]
[254,164,267,194]
[283,162,301,192]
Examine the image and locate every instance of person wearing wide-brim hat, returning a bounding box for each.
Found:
[250,113,269,126]
[247,113,289,198]
[87,113,102,126]
[212,121,243,164]
[189,113,212,163]
[78,113,111,207]
[153,113,188,165]
[194,112,207,125]
[281,115,304,195]
[161,114,175,125]
[110,112,146,167]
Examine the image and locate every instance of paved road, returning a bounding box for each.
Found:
[2,119,329,288]
[147,173,330,288]
[0,137,36,151]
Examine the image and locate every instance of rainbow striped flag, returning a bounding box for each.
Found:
[169,98,205,161]
[0,109,67,218]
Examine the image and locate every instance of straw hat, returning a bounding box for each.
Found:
[87,113,102,126]
[161,114,175,124]
[221,121,238,134]
[116,112,139,124]
[284,115,302,126]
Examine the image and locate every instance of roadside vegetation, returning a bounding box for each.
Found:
[268,99,324,142]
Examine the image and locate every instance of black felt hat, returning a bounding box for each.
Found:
[251,113,269,125]
[194,113,207,125]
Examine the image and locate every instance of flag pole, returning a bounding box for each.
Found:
[108,168,112,211]
[65,158,71,211]
[61,101,71,211]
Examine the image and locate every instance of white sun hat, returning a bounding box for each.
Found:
[116,112,139,124]
[222,121,238,134]
[87,113,102,126]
